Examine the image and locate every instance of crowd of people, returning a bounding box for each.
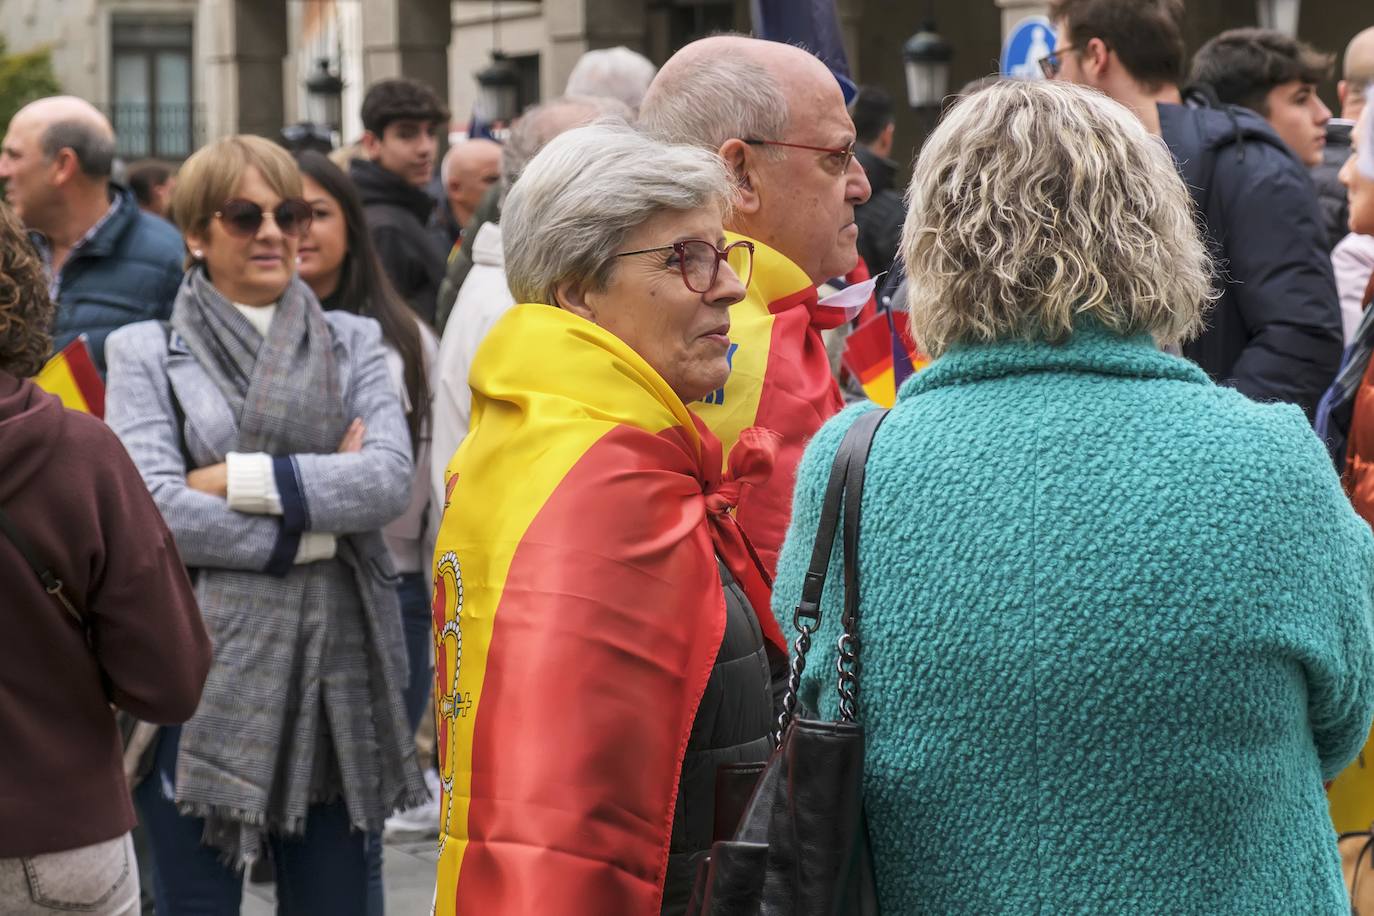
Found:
[4,0,1374,913]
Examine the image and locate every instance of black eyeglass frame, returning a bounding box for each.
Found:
[613,238,755,293]
[1038,43,1095,80]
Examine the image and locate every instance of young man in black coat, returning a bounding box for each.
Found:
[351,79,451,325]
[1048,0,1342,422]
[849,86,905,278]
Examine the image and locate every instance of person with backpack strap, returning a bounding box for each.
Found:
[0,200,210,915]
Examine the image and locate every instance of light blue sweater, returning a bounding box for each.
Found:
[773,325,1374,913]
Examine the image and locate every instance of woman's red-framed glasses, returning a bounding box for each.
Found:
[214,198,313,239]
[744,138,856,172]
[614,239,755,293]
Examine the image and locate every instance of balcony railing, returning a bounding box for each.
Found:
[106,103,204,161]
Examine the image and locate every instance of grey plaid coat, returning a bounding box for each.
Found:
[105,311,426,852]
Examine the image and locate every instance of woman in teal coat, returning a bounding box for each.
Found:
[773,79,1374,914]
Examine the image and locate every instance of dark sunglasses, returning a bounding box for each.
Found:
[213,198,313,238]
[614,239,755,294]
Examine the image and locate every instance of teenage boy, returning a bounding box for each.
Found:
[351,78,451,324]
[1047,0,1342,421]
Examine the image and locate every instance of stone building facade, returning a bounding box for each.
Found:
[0,0,1368,162]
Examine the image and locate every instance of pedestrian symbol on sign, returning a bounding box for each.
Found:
[1001,17,1057,80]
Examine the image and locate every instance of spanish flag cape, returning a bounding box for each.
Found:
[432,303,787,915]
[687,233,845,575]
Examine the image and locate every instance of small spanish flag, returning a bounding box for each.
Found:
[34,336,104,418]
[432,303,784,915]
[688,232,845,575]
[841,308,929,407]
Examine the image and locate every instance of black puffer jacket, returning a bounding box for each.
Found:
[350,158,448,325]
[853,145,904,277]
[1312,119,1354,253]
[660,561,786,916]
[1159,93,1342,421]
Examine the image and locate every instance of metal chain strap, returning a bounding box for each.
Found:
[774,623,814,744]
[836,630,860,723]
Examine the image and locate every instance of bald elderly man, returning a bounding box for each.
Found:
[1317,27,1374,255]
[1325,27,1374,344]
[0,96,182,373]
[440,137,501,246]
[639,35,871,577]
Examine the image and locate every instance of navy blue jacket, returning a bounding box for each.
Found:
[46,185,184,374]
[1158,96,1342,421]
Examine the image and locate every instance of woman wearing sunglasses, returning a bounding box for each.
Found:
[430,122,784,916]
[103,135,427,914]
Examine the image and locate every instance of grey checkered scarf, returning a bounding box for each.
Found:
[169,268,425,863]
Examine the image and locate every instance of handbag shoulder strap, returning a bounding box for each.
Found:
[777,408,889,738]
[0,503,88,640]
[837,410,887,723]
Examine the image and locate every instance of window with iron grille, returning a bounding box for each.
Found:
[110,18,195,160]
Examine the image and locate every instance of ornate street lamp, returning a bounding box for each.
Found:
[903,21,954,110]
[474,52,520,126]
[304,58,345,134]
[1256,0,1300,38]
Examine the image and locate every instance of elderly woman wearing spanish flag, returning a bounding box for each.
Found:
[430,122,788,916]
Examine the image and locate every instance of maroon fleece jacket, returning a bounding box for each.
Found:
[0,371,210,857]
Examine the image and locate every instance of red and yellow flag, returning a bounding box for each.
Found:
[34,336,104,418]
[842,308,931,408]
[688,233,845,575]
[432,304,784,916]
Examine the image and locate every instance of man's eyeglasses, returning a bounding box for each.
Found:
[214,198,313,239]
[614,239,755,294]
[743,138,857,173]
[1038,45,1080,80]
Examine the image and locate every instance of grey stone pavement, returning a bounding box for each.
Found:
[241,835,437,915]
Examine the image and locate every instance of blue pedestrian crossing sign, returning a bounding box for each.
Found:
[1001,16,1057,79]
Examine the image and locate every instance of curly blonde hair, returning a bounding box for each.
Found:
[0,202,55,378]
[900,80,1213,357]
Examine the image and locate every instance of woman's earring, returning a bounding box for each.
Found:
[192,248,204,260]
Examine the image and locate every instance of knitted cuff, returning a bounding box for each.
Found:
[294,532,337,565]
[225,452,283,515]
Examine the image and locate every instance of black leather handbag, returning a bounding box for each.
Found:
[686,408,888,916]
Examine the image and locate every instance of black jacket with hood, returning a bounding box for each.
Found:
[350,158,449,325]
[0,372,210,856]
[1158,93,1342,421]
[853,144,905,278]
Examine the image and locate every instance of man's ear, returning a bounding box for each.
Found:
[50,148,81,187]
[1084,37,1112,81]
[554,280,596,322]
[719,138,761,216]
[361,130,382,160]
[1339,80,1349,112]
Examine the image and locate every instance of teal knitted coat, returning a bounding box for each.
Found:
[772,325,1374,914]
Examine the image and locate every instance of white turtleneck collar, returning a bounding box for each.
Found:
[232,301,276,338]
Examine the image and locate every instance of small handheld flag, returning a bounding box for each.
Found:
[34,336,104,418]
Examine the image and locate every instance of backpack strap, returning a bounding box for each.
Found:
[0,503,89,646]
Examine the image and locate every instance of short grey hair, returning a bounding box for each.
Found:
[564,47,658,112]
[500,95,632,204]
[502,122,735,305]
[637,51,788,152]
[42,120,116,178]
[901,80,1213,356]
